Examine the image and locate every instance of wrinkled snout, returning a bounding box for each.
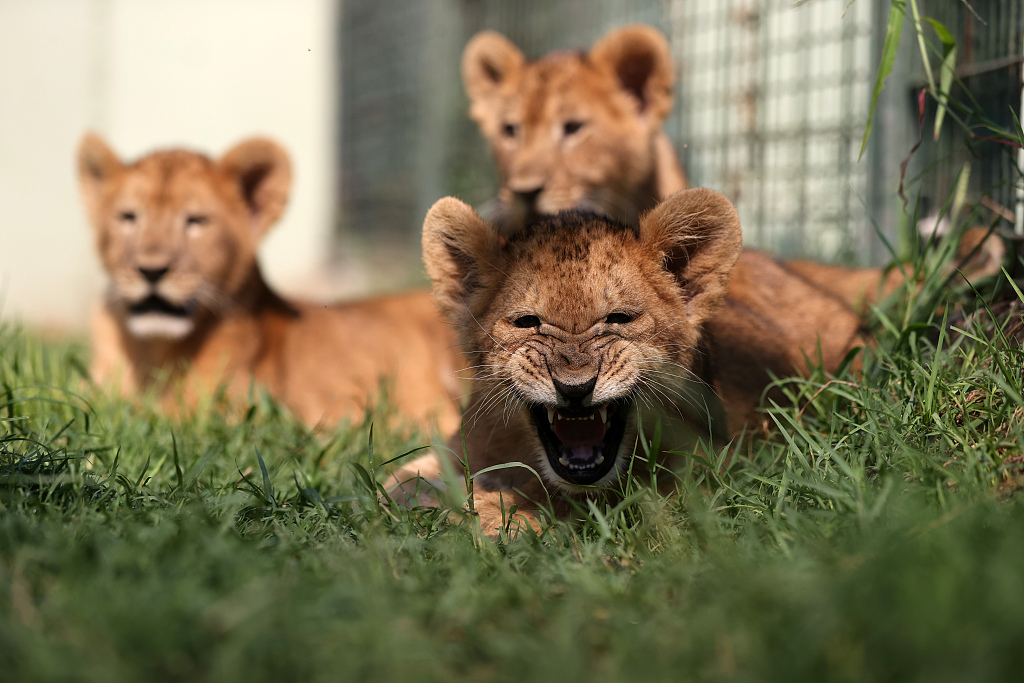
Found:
[548,343,600,409]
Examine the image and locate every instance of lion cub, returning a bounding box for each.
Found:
[462,24,687,235]
[78,133,462,432]
[389,189,865,533]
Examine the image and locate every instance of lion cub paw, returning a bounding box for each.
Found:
[384,452,448,508]
[471,490,547,540]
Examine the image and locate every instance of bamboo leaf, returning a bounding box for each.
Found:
[860,0,906,160]
[1010,108,1024,148]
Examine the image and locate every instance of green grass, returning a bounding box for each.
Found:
[2,275,1023,682]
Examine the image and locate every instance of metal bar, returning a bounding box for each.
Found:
[954,54,1024,79]
[796,1,810,250]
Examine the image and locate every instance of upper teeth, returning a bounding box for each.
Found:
[558,413,596,421]
[549,408,609,422]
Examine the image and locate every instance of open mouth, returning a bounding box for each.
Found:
[128,295,191,318]
[529,400,630,486]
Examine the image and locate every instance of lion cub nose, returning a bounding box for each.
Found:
[511,185,543,206]
[139,266,169,284]
[552,374,597,407]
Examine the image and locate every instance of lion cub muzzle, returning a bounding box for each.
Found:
[125,294,194,338]
[528,360,628,486]
[121,259,197,339]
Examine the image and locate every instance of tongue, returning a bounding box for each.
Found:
[553,413,607,448]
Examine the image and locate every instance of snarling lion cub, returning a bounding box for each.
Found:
[390,190,869,534]
[78,133,462,432]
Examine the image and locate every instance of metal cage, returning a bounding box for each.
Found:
[337,0,1023,268]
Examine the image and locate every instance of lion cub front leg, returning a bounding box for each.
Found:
[471,489,548,539]
[89,304,139,396]
[386,453,548,538]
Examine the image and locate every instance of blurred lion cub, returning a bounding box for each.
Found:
[78,134,462,432]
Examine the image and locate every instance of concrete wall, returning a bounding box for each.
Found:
[0,0,338,332]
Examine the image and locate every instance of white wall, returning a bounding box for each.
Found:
[0,0,338,332]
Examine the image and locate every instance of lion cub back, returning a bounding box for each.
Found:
[274,289,464,432]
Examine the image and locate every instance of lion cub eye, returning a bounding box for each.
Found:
[512,314,541,329]
[185,215,209,228]
[605,312,635,325]
[563,120,585,136]
[118,210,137,224]
[502,123,518,138]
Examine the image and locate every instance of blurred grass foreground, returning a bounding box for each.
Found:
[1,266,1023,680]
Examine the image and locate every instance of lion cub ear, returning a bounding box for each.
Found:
[422,197,502,325]
[640,188,743,325]
[590,24,675,124]
[218,138,292,240]
[462,31,525,134]
[77,132,124,227]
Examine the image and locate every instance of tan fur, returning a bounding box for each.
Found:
[388,191,868,535]
[78,133,462,433]
[463,25,687,234]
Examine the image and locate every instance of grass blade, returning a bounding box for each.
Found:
[254,445,276,508]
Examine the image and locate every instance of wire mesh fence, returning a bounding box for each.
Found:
[904,0,1023,245]
[670,0,875,262]
[336,0,1023,268]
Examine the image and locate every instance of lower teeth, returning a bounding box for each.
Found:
[557,455,606,471]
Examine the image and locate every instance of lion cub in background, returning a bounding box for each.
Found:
[462,24,688,235]
[78,134,462,432]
